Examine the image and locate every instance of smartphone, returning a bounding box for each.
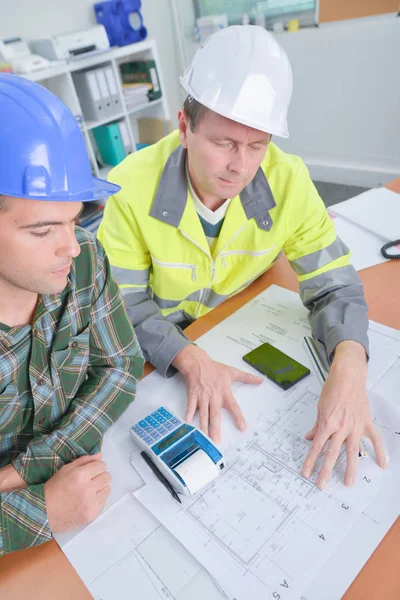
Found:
[243,342,310,390]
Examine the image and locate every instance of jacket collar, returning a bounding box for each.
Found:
[149,145,276,232]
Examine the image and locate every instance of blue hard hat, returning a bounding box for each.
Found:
[0,73,121,201]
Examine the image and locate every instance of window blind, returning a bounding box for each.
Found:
[194,0,316,27]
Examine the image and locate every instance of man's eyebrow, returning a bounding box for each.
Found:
[212,135,270,145]
[19,205,84,229]
[251,137,270,145]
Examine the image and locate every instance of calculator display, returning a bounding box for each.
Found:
[152,424,193,455]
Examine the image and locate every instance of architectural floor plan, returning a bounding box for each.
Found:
[133,286,400,600]
[61,494,227,600]
[57,285,399,600]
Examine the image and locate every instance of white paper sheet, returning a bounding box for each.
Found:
[330,187,400,242]
[327,210,390,271]
[175,449,220,494]
[56,285,399,600]
[61,494,228,600]
[131,285,400,600]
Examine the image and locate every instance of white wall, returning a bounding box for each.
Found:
[1,3,399,185]
[276,18,400,186]
[0,0,183,127]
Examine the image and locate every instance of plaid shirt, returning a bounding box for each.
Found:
[0,227,144,555]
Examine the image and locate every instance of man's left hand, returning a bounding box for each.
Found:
[302,340,387,489]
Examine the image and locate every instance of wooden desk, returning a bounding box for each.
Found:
[0,181,399,600]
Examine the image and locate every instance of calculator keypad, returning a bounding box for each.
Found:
[131,407,182,446]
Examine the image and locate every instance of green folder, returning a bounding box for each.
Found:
[120,60,162,101]
[92,122,126,167]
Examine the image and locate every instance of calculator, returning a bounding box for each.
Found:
[130,406,225,496]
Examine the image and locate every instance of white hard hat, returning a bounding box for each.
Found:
[180,25,293,138]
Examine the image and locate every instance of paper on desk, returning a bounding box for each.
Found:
[302,407,400,599]
[61,493,229,600]
[175,449,220,494]
[57,285,399,600]
[131,285,400,600]
[328,211,390,271]
[330,187,400,242]
[133,390,398,600]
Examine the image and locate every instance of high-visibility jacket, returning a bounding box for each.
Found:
[98,131,368,376]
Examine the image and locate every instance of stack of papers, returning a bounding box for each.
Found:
[328,187,400,271]
[123,82,151,108]
[56,285,400,600]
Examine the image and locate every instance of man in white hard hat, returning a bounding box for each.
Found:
[0,73,144,554]
[98,26,386,489]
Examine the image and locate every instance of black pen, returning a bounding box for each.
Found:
[141,451,182,504]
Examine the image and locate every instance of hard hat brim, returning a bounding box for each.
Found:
[91,177,121,201]
[0,176,121,202]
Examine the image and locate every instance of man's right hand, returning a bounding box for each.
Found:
[172,345,263,443]
[44,453,111,533]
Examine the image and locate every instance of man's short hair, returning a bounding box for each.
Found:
[183,96,209,132]
[0,194,9,211]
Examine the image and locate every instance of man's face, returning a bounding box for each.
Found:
[0,198,82,296]
[179,109,271,202]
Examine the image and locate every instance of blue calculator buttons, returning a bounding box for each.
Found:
[133,409,184,449]
[159,407,173,418]
[153,413,166,423]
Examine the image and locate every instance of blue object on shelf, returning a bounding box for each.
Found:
[92,122,126,167]
[136,143,150,151]
[94,0,147,47]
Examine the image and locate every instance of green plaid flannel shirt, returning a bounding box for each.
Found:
[0,227,144,555]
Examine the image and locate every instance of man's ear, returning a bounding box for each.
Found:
[178,109,189,149]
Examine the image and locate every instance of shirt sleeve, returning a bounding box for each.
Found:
[283,160,369,364]
[12,242,145,485]
[0,484,52,555]
[98,191,192,377]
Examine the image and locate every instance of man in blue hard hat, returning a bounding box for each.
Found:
[0,73,144,555]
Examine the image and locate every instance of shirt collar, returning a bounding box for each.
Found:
[41,277,73,313]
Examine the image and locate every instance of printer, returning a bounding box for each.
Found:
[32,25,110,61]
[0,37,49,74]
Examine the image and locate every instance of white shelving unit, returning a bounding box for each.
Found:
[23,40,171,180]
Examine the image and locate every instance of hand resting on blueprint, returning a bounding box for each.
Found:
[172,345,263,443]
[302,340,387,489]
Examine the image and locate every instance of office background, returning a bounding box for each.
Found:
[0,0,399,190]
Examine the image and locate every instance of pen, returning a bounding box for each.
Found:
[303,336,366,458]
[141,450,182,504]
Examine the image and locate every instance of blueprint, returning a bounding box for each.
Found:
[132,285,400,600]
[61,494,227,600]
[56,285,399,600]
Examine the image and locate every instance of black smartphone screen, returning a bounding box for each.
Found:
[243,342,310,390]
